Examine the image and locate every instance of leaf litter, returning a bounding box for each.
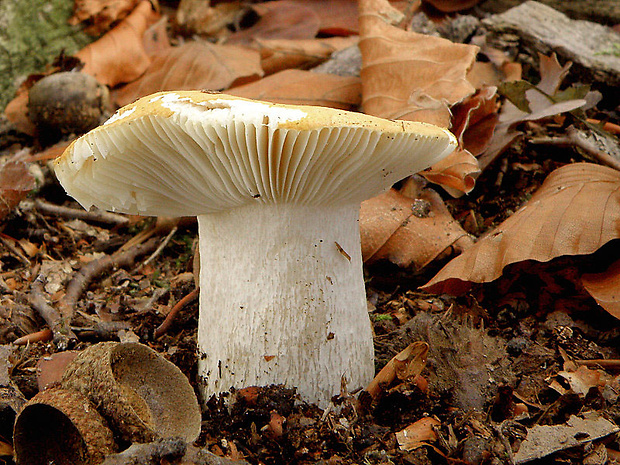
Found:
[1,1,620,464]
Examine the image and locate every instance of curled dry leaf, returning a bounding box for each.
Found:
[69,0,142,35]
[229,69,362,111]
[0,160,36,222]
[257,37,358,75]
[360,186,471,269]
[423,163,620,295]
[422,87,498,195]
[176,1,247,38]
[76,1,160,87]
[582,259,620,320]
[359,0,478,127]
[422,0,481,13]
[112,42,263,107]
[226,1,320,46]
[396,417,441,452]
[365,342,429,400]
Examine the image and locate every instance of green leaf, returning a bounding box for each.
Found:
[498,80,536,113]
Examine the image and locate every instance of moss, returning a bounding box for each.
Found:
[0,0,92,110]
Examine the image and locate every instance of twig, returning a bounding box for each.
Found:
[138,226,178,270]
[575,359,620,369]
[28,199,130,226]
[0,234,31,267]
[154,288,199,338]
[57,237,160,321]
[30,275,76,348]
[530,126,620,171]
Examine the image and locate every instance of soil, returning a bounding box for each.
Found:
[1,132,619,465]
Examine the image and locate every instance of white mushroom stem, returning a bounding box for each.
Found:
[196,202,375,406]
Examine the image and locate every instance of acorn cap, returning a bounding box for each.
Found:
[54,91,456,216]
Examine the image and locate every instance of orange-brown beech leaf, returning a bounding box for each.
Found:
[422,0,480,12]
[70,0,142,35]
[225,1,320,46]
[359,0,478,127]
[360,186,471,268]
[0,160,36,222]
[4,91,34,136]
[257,37,358,75]
[582,259,620,320]
[112,42,263,107]
[289,0,361,36]
[422,163,620,295]
[396,417,441,452]
[229,69,362,111]
[76,1,160,87]
[422,87,498,195]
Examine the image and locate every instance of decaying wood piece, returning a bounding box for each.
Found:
[483,1,620,86]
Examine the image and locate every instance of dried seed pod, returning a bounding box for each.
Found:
[13,387,116,465]
[61,342,201,444]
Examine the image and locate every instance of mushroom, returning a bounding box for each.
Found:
[54,91,456,406]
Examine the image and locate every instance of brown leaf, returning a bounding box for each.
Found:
[0,160,36,222]
[422,0,481,13]
[70,0,142,35]
[37,351,80,391]
[229,69,362,110]
[226,1,320,46]
[360,186,471,268]
[289,0,360,36]
[582,259,620,320]
[359,0,478,127]
[257,37,358,75]
[142,15,171,56]
[76,1,160,87]
[422,87,498,195]
[176,1,247,38]
[112,42,263,107]
[396,417,441,452]
[423,163,620,295]
[479,54,588,170]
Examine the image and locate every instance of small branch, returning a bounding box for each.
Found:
[154,288,199,338]
[138,226,178,270]
[57,238,160,320]
[28,199,130,226]
[0,234,30,267]
[30,275,76,348]
[575,359,620,369]
[530,126,620,171]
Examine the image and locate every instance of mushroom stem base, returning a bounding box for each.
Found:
[196,203,374,407]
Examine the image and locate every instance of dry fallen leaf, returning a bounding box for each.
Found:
[360,185,472,268]
[76,1,160,87]
[422,0,481,12]
[69,0,142,35]
[480,53,591,170]
[290,0,361,36]
[229,69,362,110]
[358,0,478,127]
[422,163,620,295]
[0,160,36,222]
[396,417,441,452]
[422,87,498,195]
[582,259,620,320]
[257,37,358,75]
[226,1,320,46]
[112,42,263,107]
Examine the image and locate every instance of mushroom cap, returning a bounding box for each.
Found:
[55,91,456,216]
